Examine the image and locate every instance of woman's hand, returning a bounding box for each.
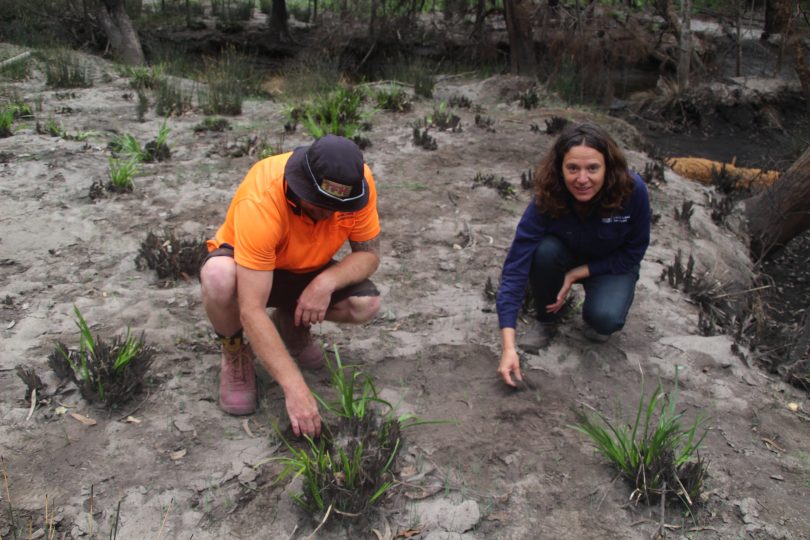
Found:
[498,328,522,387]
[546,264,590,313]
[498,347,522,387]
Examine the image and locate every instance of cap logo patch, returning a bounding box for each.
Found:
[320,178,352,199]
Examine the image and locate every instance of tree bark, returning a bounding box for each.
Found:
[794,40,810,110]
[503,0,536,76]
[677,0,692,89]
[765,0,792,35]
[745,147,810,258]
[269,0,293,42]
[95,0,145,66]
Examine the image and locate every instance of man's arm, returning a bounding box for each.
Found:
[295,234,381,326]
[235,264,320,437]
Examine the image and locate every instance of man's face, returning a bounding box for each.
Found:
[299,199,335,222]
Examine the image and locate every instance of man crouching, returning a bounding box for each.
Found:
[200,135,381,438]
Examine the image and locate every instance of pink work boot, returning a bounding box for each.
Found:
[218,342,257,416]
[271,309,325,370]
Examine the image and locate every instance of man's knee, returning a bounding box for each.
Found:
[200,257,237,301]
[340,295,381,323]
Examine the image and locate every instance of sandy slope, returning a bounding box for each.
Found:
[0,56,808,539]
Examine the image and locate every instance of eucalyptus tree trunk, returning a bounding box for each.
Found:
[745,147,810,258]
[503,0,536,76]
[269,0,292,41]
[765,0,792,35]
[95,0,144,66]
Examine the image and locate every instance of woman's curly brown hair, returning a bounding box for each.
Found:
[534,122,634,218]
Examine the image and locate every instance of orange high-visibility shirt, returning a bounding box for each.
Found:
[207,152,380,273]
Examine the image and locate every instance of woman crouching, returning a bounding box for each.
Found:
[496,122,651,387]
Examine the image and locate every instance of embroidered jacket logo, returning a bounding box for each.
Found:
[601,215,630,223]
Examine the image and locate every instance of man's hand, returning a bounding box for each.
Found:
[285,381,321,437]
[295,277,334,327]
[497,347,522,387]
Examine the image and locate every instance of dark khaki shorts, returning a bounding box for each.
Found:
[202,244,379,313]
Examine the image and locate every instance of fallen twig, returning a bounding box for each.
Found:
[306,504,333,539]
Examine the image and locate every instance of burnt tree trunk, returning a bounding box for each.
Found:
[745,147,810,258]
[269,0,293,42]
[765,0,792,35]
[503,0,536,76]
[794,40,810,110]
[95,0,144,65]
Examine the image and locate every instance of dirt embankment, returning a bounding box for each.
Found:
[0,52,808,539]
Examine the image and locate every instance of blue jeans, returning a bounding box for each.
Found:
[529,236,639,335]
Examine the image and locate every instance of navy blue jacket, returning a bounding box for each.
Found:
[496,172,651,329]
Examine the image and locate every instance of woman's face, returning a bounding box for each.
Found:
[562,144,606,204]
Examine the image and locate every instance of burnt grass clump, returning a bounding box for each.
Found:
[472,171,515,199]
[15,365,46,401]
[412,127,437,150]
[143,140,170,162]
[304,415,401,516]
[48,333,155,408]
[545,116,570,134]
[135,230,208,285]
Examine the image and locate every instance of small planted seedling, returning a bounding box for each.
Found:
[274,347,441,522]
[673,200,694,227]
[298,87,368,139]
[0,106,14,137]
[426,102,461,132]
[194,116,232,133]
[412,127,437,151]
[545,116,569,134]
[374,88,412,113]
[135,230,209,285]
[447,94,472,108]
[107,156,141,192]
[572,367,708,509]
[520,168,534,190]
[143,118,171,162]
[518,88,540,110]
[48,305,155,408]
[474,114,495,132]
[472,171,515,199]
[109,132,145,161]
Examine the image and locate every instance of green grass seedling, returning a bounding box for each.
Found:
[572,366,707,509]
[107,156,141,192]
[0,106,14,137]
[49,305,155,407]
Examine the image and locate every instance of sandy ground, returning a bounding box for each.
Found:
[1,54,809,539]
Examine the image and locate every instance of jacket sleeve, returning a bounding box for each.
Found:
[587,173,651,276]
[496,202,547,329]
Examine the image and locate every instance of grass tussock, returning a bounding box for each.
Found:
[290,86,369,141]
[373,87,412,113]
[572,367,708,509]
[135,230,209,286]
[472,171,515,199]
[273,347,436,520]
[48,305,155,408]
[42,49,93,88]
[197,47,258,116]
[154,77,193,117]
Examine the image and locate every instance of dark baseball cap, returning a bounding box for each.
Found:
[284,135,369,212]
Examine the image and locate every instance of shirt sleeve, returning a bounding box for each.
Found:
[232,199,282,271]
[496,202,547,329]
[587,173,651,276]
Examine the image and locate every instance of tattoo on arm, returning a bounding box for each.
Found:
[349,235,380,257]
